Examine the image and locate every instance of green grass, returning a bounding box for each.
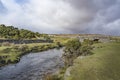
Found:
[65,42,120,80]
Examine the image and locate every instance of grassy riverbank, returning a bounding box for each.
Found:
[0,43,57,67]
[64,42,120,80]
[0,37,70,67]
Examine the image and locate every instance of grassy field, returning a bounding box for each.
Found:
[65,42,120,80]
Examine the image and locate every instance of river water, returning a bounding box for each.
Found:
[0,48,64,80]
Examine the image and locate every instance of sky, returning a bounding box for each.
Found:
[0,0,120,35]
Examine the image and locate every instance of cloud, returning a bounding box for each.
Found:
[0,0,83,33]
[0,0,120,35]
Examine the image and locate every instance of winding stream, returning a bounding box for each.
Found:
[0,48,64,80]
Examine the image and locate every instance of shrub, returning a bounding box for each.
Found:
[62,38,93,67]
[62,39,81,67]
[80,45,93,56]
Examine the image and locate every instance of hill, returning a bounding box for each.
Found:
[0,24,49,40]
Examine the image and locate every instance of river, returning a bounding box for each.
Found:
[0,48,64,80]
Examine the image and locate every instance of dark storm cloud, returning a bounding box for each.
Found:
[64,0,120,35]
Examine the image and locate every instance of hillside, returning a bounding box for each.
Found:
[65,42,120,80]
[0,24,49,40]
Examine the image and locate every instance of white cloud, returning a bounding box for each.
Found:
[0,0,88,33]
[0,0,120,35]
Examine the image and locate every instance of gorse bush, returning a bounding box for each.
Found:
[62,39,81,67]
[62,38,93,67]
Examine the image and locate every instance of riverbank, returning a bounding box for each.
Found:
[0,48,64,80]
[64,42,120,80]
[0,36,70,67]
[0,43,62,67]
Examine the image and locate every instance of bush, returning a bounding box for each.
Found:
[62,38,93,67]
[62,39,81,67]
[80,45,93,56]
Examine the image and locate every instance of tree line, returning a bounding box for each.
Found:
[0,24,50,40]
